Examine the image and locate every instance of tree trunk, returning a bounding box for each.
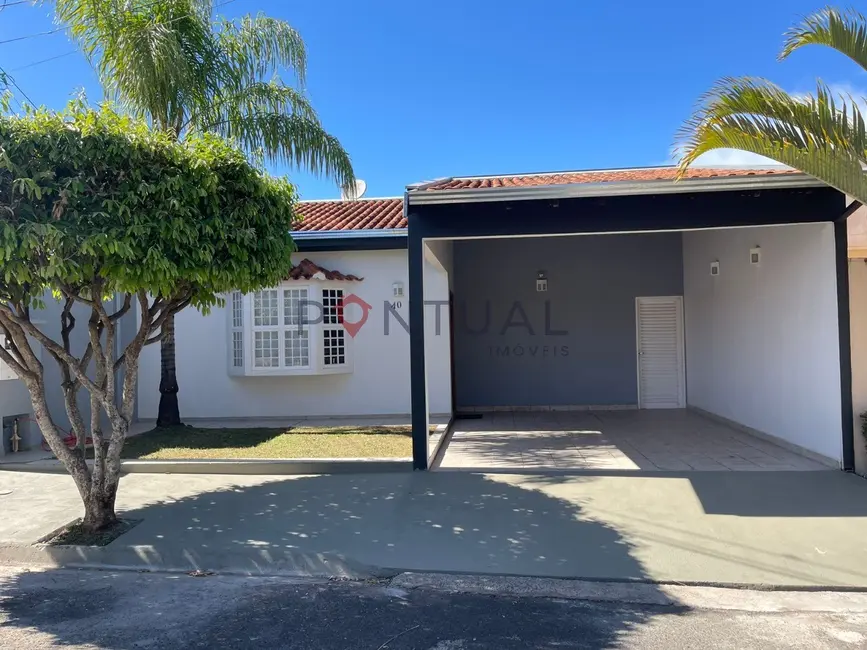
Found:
[156,313,181,427]
[82,481,118,532]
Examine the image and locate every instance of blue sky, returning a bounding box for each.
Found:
[1,0,865,199]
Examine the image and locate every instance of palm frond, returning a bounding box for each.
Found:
[677,79,867,203]
[56,0,218,134]
[191,80,319,133]
[780,6,867,74]
[215,13,307,87]
[678,77,867,158]
[57,0,354,187]
[214,113,354,190]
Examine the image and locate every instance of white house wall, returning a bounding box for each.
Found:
[136,249,452,420]
[424,241,454,417]
[682,223,843,463]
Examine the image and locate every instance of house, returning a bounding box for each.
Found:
[1,165,859,474]
[132,165,857,472]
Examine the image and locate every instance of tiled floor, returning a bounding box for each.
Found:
[437,409,832,471]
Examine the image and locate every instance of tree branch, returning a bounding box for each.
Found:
[0,303,105,399]
[109,293,132,322]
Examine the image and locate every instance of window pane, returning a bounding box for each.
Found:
[284,288,309,326]
[232,331,244,367]
[322,289,344,325]
[253,290,278,326]
[253,330,279,367]
[232,292,243,328]
[323,328,346,366]
[284,330,309,367]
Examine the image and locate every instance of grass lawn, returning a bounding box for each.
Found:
[118,425,415,460]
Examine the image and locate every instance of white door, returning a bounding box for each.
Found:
[636,296,685,409]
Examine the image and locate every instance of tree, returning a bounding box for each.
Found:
[55,0,355,426]
[677,6,867,204]
[0,103,297,530]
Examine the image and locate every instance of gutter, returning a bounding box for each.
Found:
[291,229,407,240]
[406,174,826,206]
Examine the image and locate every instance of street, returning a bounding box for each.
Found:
[0,567,865,649]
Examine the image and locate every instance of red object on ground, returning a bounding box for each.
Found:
[41,433,93,452]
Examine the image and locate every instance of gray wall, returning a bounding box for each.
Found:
[452,233,684,408]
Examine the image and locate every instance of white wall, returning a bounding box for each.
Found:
[849,259,867,474]
[683,223,843,463]
[137,249,452,420]
[424,241,453,416]
[0,376,35,451]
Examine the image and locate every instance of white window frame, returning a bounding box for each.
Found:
[228,291,245,375]
[227,282,354,377]
[319,286,352,374]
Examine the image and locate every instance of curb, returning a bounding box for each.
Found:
[0,543,391,581]
[0,458,413,475]
[389,572,867,613]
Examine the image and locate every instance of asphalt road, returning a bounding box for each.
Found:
[0,567,865,649]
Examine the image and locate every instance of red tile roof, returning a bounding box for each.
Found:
[421,166,797,191]
[294,198,404,231]
[287,259,363,281]
[291,168,799,232]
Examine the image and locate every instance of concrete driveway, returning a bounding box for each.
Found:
[1,467,866,587]
[437,410,832,471]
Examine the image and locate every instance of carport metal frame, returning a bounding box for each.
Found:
[406,178,853,471]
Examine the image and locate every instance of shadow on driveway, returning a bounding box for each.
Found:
[0,471,680,648]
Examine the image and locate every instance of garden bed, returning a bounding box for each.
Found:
[117,425,416,460]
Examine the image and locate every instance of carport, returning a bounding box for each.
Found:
[405,167,855,472]
[435,410,830,471]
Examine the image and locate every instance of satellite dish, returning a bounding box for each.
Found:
[340,179,367,200]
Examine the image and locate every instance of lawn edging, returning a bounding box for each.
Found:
[0,457,413,475]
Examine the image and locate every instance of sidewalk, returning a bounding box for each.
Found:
[1,469,867,587]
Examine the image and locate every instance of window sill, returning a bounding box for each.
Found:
[230,366,353,378]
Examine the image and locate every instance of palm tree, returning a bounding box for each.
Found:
[56,0,355,426]
[677,6,867,204]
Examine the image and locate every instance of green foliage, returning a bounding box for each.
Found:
[678,6,867,204]
[55,0,355,190]
[0,102,298,308]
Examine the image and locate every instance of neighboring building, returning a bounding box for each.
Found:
[3,165,861,473]
[847,205,867,475]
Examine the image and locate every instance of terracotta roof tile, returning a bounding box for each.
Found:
[287,259,363,281]
[291,168,800,233]
[422,166,798,191]
[294,198,404,232]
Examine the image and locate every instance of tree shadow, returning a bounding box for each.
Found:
[0,471,683,648]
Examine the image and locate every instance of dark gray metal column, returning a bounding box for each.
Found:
[408,213,429,470]
[835,218,855,471]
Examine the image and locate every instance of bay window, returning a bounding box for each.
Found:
[228,283,352,376]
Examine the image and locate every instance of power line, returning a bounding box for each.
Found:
[0,0,36,9]
[0,0,238,48]
[9,50,77,71]
[0,26,65,46]
[0,66,35,106]
[0,0,242,100]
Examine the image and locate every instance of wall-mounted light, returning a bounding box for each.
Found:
[710,261,720,277]
[393,281,404,298]
[750,246,761,265]
[536,270,548,292]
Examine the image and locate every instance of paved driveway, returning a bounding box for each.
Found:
[2,468,867,587]
[437,410,831,471]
